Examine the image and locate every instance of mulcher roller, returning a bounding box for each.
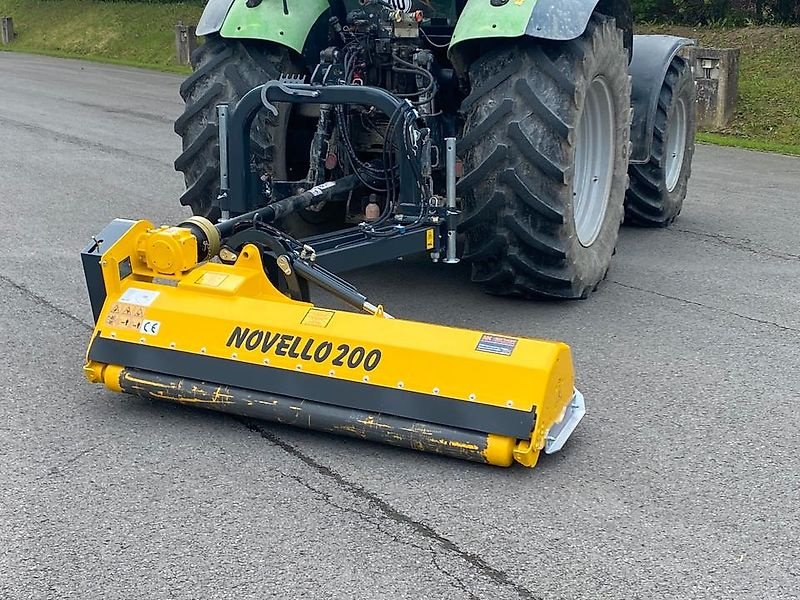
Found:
[81,217,585,468]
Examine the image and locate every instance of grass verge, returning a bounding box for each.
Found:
[697,132,800,156]
[0,0,202,71]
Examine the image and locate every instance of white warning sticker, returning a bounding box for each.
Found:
[119,287,160,307]
[475,334,518,356]
[139,320,160,336]
[309,181,335,196]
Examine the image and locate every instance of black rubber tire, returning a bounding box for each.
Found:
[175,35,299,221]
[624,55,696,227]
[458,14,631,299]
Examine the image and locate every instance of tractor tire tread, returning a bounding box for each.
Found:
[175,35,295,219]
[459,14,630,298]
[625,55,695,227]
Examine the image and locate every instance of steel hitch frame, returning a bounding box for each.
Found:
[219,79,425,217]
[211,77,461,277]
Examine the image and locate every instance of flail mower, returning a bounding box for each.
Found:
[81,0,696,467]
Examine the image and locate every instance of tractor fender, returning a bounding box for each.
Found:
[449,0,633,72]
[450,0,632,50]
[196,0,235,37]
[628,34,696,163]
[196,0,329,56]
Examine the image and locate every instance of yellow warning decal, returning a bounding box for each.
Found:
[105,302,145,331]
[301,308,335,328]
[426,228,435,250]
[196,272,228,287]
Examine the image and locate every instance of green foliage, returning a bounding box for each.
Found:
[632,0,800,23]
[673,0,732,24]
[632,0,679,22]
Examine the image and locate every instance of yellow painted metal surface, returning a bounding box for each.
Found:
[85,220,578,467]
[136,225,198,276]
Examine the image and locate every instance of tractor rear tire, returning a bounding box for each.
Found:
[624,55,696,226]
[459,14,631,299]
[175,35,295,220]
[175,36,337,236]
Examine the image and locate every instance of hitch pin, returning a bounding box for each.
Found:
[444,137,460,264]
[217,104,230,221]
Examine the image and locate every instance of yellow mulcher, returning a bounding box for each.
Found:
[81,208,583,467]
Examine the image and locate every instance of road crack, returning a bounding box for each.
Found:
[610,280,800,334]
[241,419,542,600]
[432,553,481,600]
[670,227,800,262]
[276,468,487,599]
[0,114,170,168]
[0,273,91,330]
[69,99,173,125]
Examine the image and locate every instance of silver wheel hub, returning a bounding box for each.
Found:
[573,77,616,248]
[665,96,688,192]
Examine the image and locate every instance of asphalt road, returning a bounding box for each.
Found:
[1,53,798,600]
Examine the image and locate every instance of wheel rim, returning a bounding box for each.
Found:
[665,97,688,192]
[573,77,615,247]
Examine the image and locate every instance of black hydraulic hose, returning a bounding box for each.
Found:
[391,54,437,106]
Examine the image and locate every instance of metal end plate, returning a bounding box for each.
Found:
[544,389,586,455]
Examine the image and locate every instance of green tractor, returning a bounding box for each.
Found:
[174,0,696,299]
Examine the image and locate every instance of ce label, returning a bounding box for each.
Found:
[140,320,160,335]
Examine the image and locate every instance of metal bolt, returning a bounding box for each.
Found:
[276,255,292,276]
[219,247,238,263]
[433,387,440,395]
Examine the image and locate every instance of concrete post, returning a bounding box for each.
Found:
[175,21,198,66]
[1,17,15,45]
[680,46,741,130]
